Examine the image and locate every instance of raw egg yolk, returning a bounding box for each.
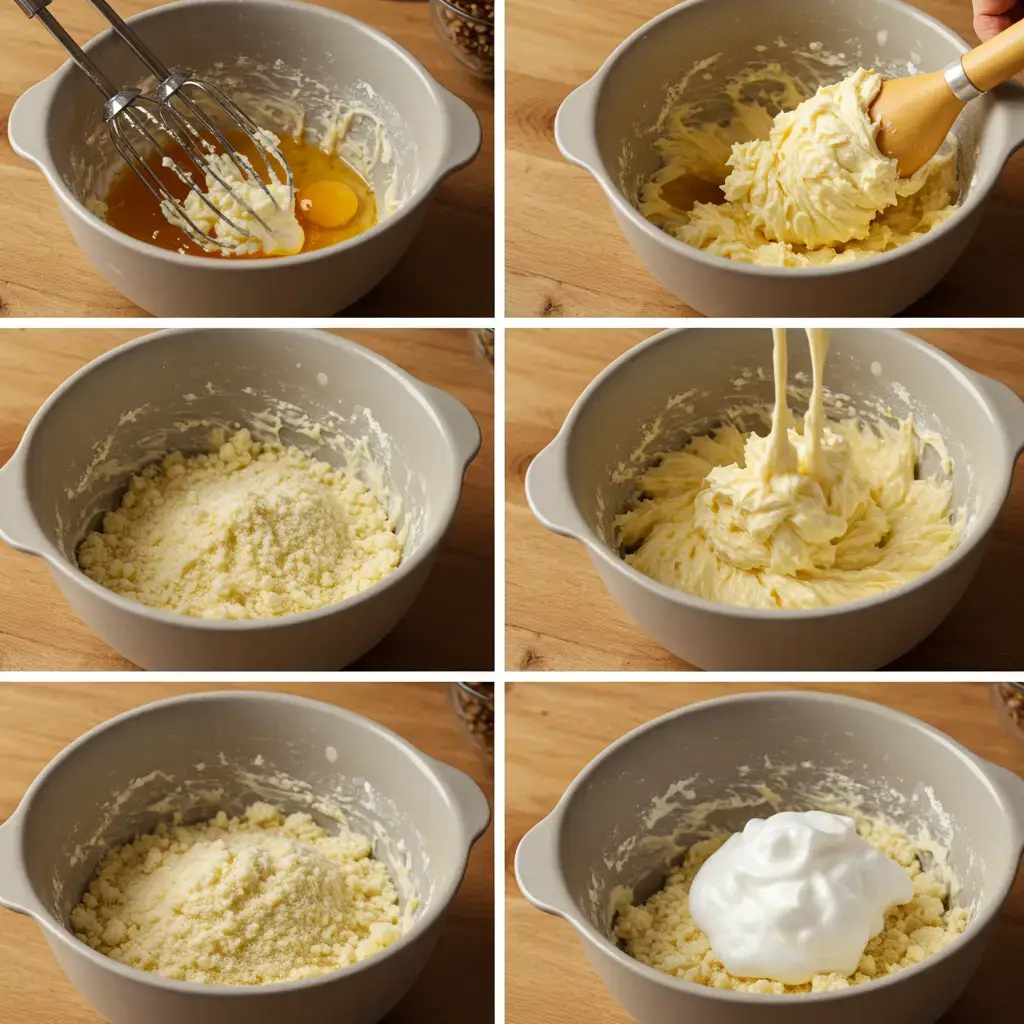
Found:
[296,180,360,229]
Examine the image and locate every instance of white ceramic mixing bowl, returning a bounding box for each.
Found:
[526,327,1024,669]
[8,0,482,316]
[555,0,1024,315]
[0,328,481,670]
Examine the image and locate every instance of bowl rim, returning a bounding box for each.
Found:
[540,325,1016,622]
[573,0,1008,279]
[29,0,460,270]
[543,688,1020,1004]
[15,326,473,633]
[14,688,482,995]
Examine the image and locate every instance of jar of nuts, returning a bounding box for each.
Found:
[449,681,494,764]
[468,327,494,368]
[992,682,1024,750]
[430,0,494,80]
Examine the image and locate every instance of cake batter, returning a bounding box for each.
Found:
[616,329,961,608]
[639,67,958,266]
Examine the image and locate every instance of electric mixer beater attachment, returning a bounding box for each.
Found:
[16,0,297,251]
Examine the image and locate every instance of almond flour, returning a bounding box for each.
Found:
[77,428,401,619]
[70,802,403,985]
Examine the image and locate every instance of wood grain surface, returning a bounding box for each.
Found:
[506,327,1024,670]
[506,0,1024,317]
[506,681,1024,1024]
[0,0,493,317]
[0,681,494,1024]
[0,327,494,670]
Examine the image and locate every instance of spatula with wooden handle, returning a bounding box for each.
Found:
[871,19,1024,176]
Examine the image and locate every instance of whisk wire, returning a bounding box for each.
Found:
[158,80,287,229]
[109,95,254,248]
[19,0,297,252]
[110,99,250,249]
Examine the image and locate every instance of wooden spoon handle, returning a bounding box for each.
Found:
[962,18,1024,93]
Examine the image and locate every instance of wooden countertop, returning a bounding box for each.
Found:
[506,327,1024,670]
[506,681,1024,1024]
[0,327,494,670]
[0,681,494,1023]
[0,0,493,317]
[507,0,1024,316]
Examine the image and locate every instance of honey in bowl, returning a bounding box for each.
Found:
[103,131,378,258]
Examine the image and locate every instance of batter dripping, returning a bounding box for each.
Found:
[616,329,961,608]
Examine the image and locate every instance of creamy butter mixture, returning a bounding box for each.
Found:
[163,132,305,256]
[640,67,958,265]
[71,802,403,985]
[614,815,967,993]
[77,428,402,619]
[616,329,961,608]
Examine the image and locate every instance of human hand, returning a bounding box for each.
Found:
[973,0,1024,41]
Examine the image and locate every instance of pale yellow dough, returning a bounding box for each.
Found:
[640,67,958,266]
[616,329,961,609]
[71,803,403,985]
[614,816,968,993]
[78,428,401,619]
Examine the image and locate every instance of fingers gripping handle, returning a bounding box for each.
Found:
[962,17,1024,94]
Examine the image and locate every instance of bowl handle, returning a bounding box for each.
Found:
[525,438,588,540]
[421,384,482,471]
[0,453,46,555]
[515,813,574,918]
[0,815,35,916]
[430,759,491,843]
[978,759,1024,853]
[555,79,601,172]
[8,73,56,168]
[973,373,1024,456]
[438,88,482,177]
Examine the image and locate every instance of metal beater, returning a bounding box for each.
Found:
[16,0,296,250]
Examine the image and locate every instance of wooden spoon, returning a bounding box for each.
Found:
[872,19,1024,177]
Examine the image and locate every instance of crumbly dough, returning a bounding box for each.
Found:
[70,803,403,985]
[78,428,401,619]
[616,329,960,609]
[640,66,958,266]
[614,816,968,993]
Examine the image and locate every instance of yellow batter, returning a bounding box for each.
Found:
[640,67,958,266]
[616,329,961,609]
